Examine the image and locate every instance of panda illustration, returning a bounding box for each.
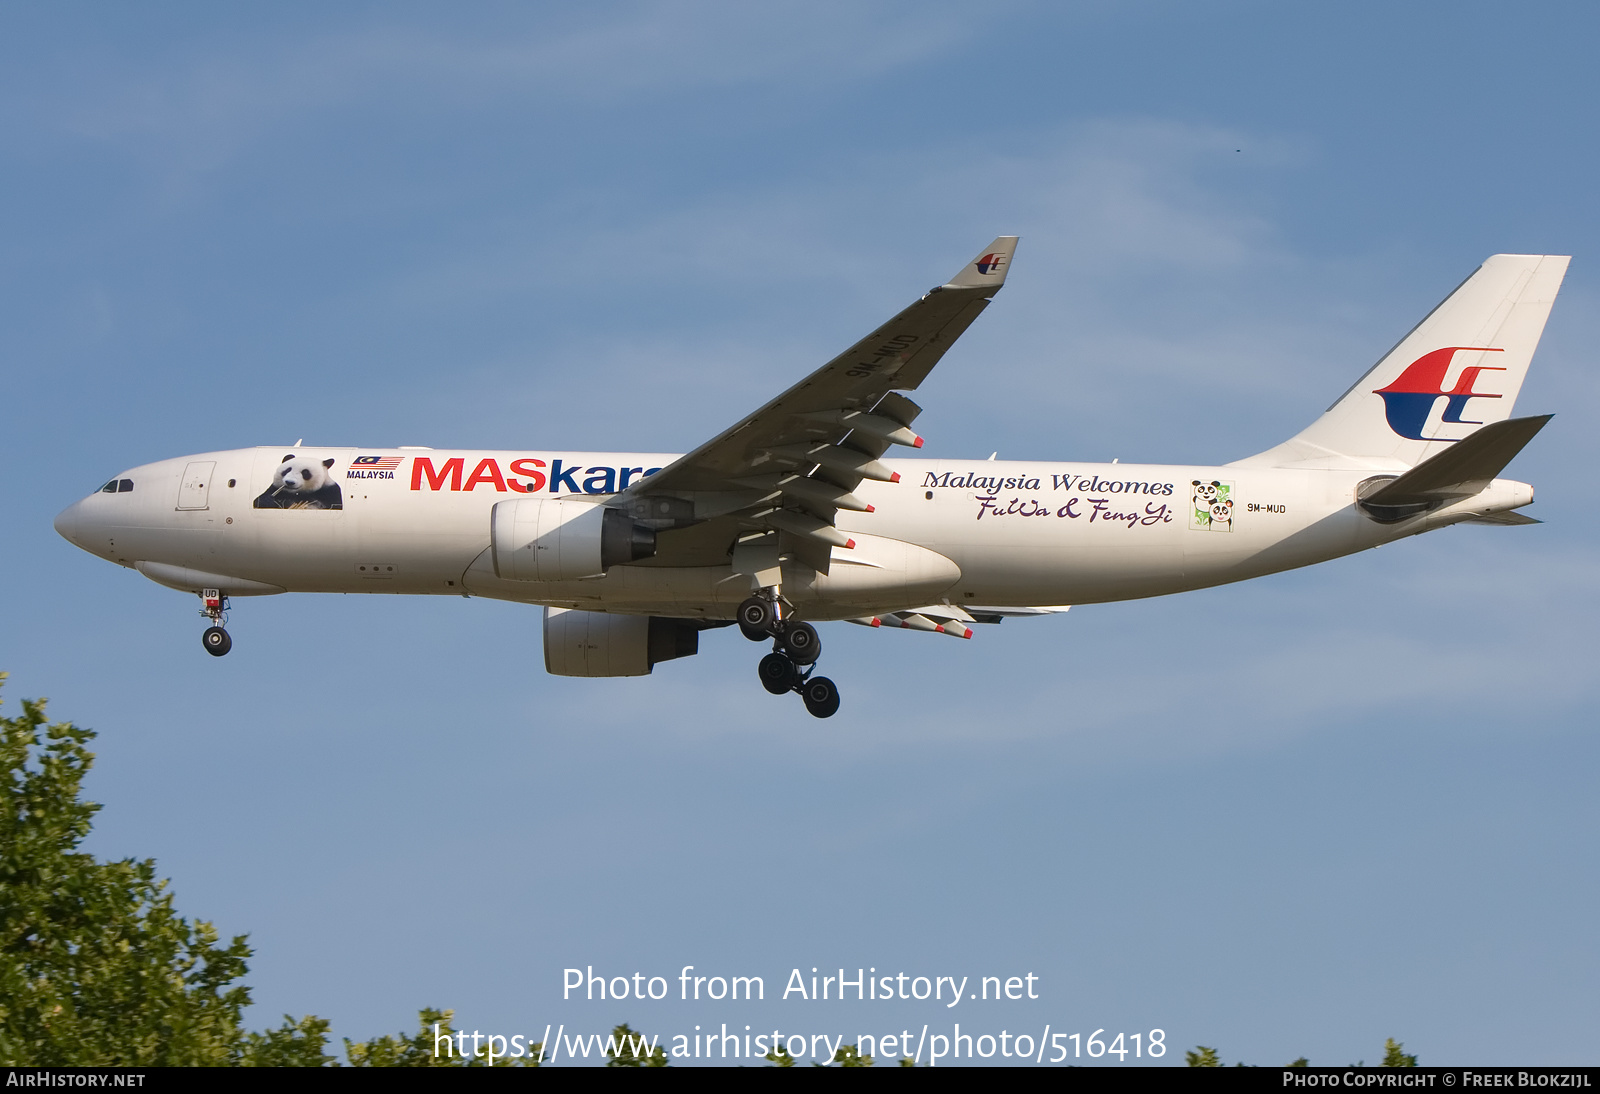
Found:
[1191,479,1222,527]
[253,454,344,510]
[1190,479,1237,530]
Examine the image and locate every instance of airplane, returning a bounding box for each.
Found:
[54,239,1567,718]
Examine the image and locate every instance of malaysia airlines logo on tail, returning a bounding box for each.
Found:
[975,252,1006,276]
[1374,346,1506,440]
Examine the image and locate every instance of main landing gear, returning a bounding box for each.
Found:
[199,588,232,657]
[739,594,840,719]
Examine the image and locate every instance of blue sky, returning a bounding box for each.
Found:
[2,1,1596,1066]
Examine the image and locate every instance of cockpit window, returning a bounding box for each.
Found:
[101,480,117,493]
[98,479,134,494]
[119,479,133,492]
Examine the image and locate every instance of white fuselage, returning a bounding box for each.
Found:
[53,446,1532,619]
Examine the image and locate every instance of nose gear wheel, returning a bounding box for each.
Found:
[198,588,233,656]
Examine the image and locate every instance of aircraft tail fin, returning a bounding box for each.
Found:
[1234,254,1569,469]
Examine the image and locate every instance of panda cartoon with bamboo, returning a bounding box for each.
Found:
[1191,479,1232,531]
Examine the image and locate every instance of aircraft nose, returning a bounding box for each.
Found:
[53,499,83,546]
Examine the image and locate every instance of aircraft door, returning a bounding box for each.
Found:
[176,461,216,510]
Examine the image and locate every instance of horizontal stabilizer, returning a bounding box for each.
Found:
[1361,414,1551,514]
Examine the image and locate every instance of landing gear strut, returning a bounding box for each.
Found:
[738,594,840,718]
[199,588,233,657]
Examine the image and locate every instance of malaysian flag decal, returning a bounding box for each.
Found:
[346,455,404,480]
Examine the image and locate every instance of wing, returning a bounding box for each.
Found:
[618,236,1019,574]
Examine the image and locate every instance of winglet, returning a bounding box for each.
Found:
[942,236,1019,291]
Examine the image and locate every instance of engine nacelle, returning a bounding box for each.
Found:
[490,498,655,582]
[543,608,700,677]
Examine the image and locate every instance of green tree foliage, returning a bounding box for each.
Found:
[1188,1041,1420,1068]
[239,1016,337,1067]
[0,677,329,1066]
[604,1023,667,1067]
[829,1043,871,1067]
[346,1008,458,1067]
[1382,1038,1418,1067]
[344,1008,542,1067]
[762,1044,878,1067]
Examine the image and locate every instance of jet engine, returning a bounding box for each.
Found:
[490,498,656,582]
[543,607,700,677]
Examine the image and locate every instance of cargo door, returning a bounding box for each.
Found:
[176,461,215,510]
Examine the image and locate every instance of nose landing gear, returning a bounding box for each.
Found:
[739,594,840,718]
[199,588,233,657]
